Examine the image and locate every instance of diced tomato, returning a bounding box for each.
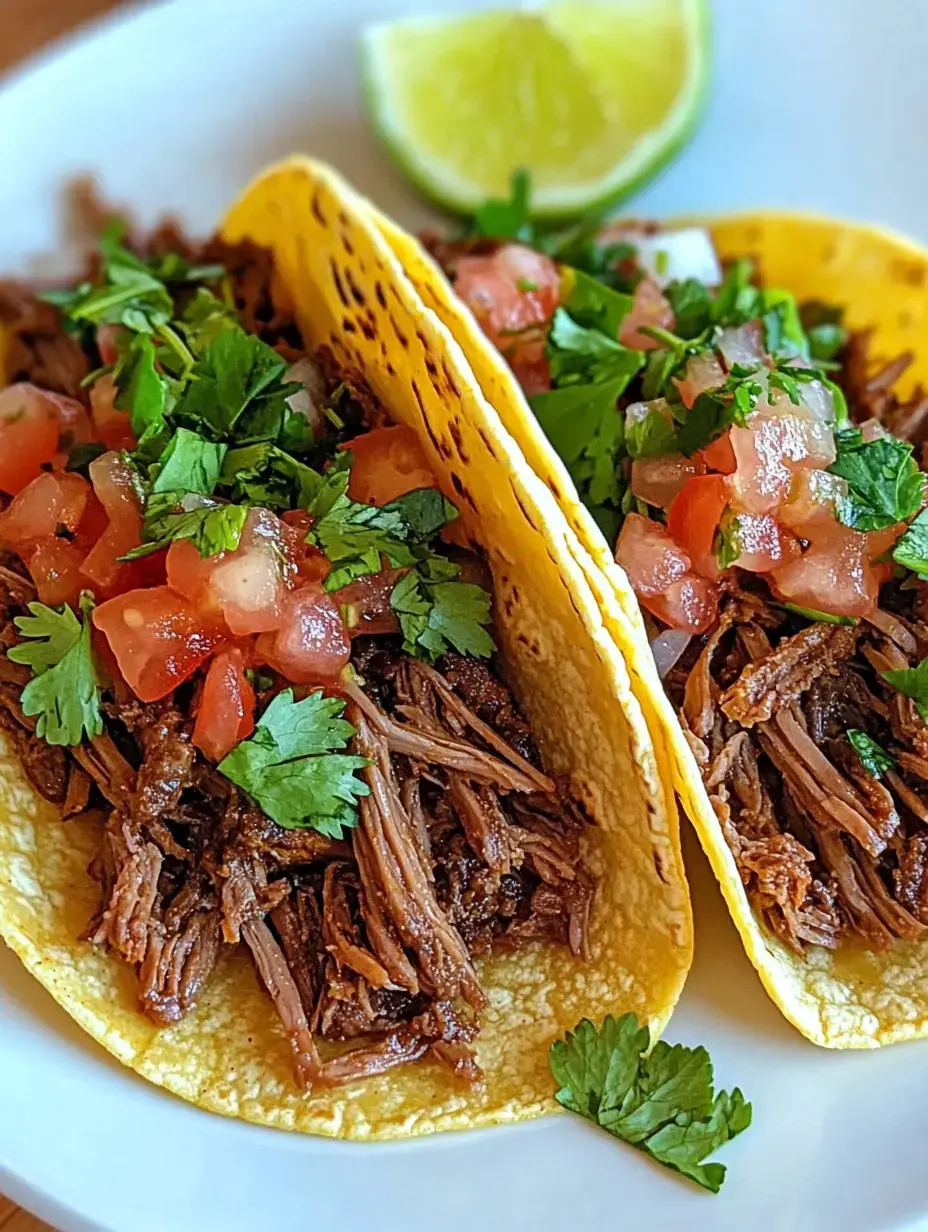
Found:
[770,522,883,619]
[619,277,675,350]
[699,431,737,475]
[93,586,225,702]
[716,321,766,369]
[27,538,86,607]
[81,451,144,593]
[666,474,730,579]
[779,469,846,535]
[89,374,136,452]
[0,384,62,494]
[95,325,126,367]
[279,510,331,585]
[343,425,436,507]
[167,507,290,635]
[729,409,836,515]
[255,585,350,684]
[0,471,89,548]
[674,353,726,408]
[455,243,559,354]
[73,491,109,555]
[615,513,691,597]
[867,523,906,559]
[192,647,255,762]
[44,391,95,464]
[726,512,800,573]
[642,574,719,634]
[335,568,403,636]
[631,452,705,510]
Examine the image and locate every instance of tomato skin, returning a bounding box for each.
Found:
[619,277,675,350]
[81,451,144,594]
[255,585,350,684]
[0,384,62,494]
[641,574,718,634]
[166,508,289,635]
[192,648,255,762]
[280,510,331,585]
[770,522,882,619]
[699,431,737,475]
[0,471,89,548]
[343,426,436,507]
[615,513,691,597]
[666,474,730,579]
[89,375,136,452]
[675,354,726,409]
[335,568,403,636]
[27,538,86,607]
[93,586,225,702]
[455,244,559,346]
[727,512,800,574]
[631,453,705,510]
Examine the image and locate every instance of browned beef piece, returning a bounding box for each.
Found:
[242,917,321,1089]
[842,329,928,444]
[138,875,223,1025]
[270,887,323,1018]
[439,653,537,764]
[0,282,90,397]
[87,812,163,965]
[895,833,928,923]
[720,623,861,727]
[0,703,70,803]
[134,709,194,828]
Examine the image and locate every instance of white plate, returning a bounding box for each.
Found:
[2,1,928,1229]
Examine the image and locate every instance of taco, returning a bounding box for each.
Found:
[0,157,692,1140]
[368,195,928,1048]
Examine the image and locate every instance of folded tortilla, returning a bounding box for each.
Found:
[370,204,928,1048]
[0,156,693,1139]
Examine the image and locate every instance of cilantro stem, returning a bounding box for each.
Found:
[157,323,196,373]
[640,324,688,350]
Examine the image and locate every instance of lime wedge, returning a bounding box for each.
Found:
[361,0,710,219]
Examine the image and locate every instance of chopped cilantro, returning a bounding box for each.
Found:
[179,287,239,355]
[782,603,858,626]
[305,468,458,591]
[550,1014,751,1194]
[220,442,323,510]
[530,379,627,532]
[123,491,248,560]
[218,689,370,836]
[517,277,539,292]
[829,429,925,531]
[714,518,742,569]
[65,441,106,475]
[8,593,103,746]
[546,218,636,291]
[892,507,928,576]
[847,729,895,778]
[471,169,536,243]
[114,333,172,440]
[626,405,678,459]
[546,308,644,389]
[560,269,636,340]
[151,428,226,496]
[760,290,808,359]
[711,259,761,327]
[767,362,820,406]
[391,557,494,661]
[665,278,713,339]
[800,301,848,363]
[43,221,222,336]
[883,656,928,721]
[678,364,764,456]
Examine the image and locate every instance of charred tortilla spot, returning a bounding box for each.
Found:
[448,421,470,464]
[330,259,350,308]
[359,320,376,342]
[514,491,539,533]
[345,267,366,307]
[311,192,327,225]
[441,362,461,398]
[895,260,928,287]
[342,232,354,256]
[477,427,500,461]
[392,318,409,350]
[375,282,387,309]
[342,317,357,335]
[425,356,438,379]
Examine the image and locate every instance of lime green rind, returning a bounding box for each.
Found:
[361,0,711,221]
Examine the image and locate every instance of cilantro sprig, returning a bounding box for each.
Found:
[391,556,495,661]
[883,656,928,722]
[8,594,103,746]
[829,428,925,531]
[550,1014,751,1193]
[218,689,370,836]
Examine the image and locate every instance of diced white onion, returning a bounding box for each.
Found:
[621,228,722,289]
[285,358,327,435]
[717,322,766,369]
[797,378,837,424]
[650,628,693,678]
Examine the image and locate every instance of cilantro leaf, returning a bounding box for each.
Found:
[883,657,928,722]
[546,308,644,389]
[173,325,297,442]
[665,278,713,339]
[113,333,172,439]
[546,220,636,291]
[178,287,239,355]
[550,1014,750,1194]
[829,430,925,531]
[471,169,536,243]
[892,507,928,576]
[760,289,809,359]
[711,258,762,327]
[678,364,764,456]
[782,603,857,626]
[714,518,742,569]
[8,594,103,746]
[530,379,627,529]
[218,689,370,834]
[560,270,636,340]
[626,404,678,459]
[151,427,225,496]
[307,479,458,592]
[220,442,323,510]
[123,491,247,559]
[391,561,494,661]
[847,729,895,778]
[800,301,848,363]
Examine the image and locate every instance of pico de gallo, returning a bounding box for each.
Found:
[0,221,596,1089]
[427,175,928,956]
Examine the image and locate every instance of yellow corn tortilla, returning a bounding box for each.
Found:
[0,156,693,1140]
[370,204,928,1049]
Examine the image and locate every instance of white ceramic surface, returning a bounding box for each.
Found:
[2,1,928,1229]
